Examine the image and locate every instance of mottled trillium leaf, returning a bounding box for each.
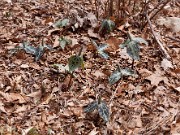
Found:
[53,19,69,28]
[120,68,136,76]
[68,55,83,72]
[91,39,109,59]
[59,37,72,50]
[108,70,122,85]
[132,37,148,45]
[120,39,131,49]
[84,101,98,113]
[97,44,109,59]
[98,101,109,122]
[126,41,140,60]
[35,45,44,61]
[22,42,37,55]
[99,19,115,34]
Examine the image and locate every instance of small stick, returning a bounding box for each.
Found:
[142,0,171,29]
[145,13,171,59]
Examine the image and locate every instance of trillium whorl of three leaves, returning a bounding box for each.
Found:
[120,33,148,60]
[68,55,84,72]
[91,39,109,59]
[109,67,136,85]
[84,100,109,122]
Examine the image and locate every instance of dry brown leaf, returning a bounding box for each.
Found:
[106,37,123,52]
[161,58,173,70]
[146,72,169,86]
[0,91,29,104]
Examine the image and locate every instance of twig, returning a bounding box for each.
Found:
[145,13,171,59]
[166,36,180,43]
[143,0,171,28]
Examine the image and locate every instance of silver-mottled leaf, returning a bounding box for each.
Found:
[35,45,44,61]
[22,42,37,55]
[84,101,98,113]
[53,19,69,28]
[126,41,140,60]
[120,39,131,49]
[120,68,136,76]
[108,70,122,85]
[132,37,148,45]
[68,55,83,72]
[98,101,109,122]
[59,37,72,50]
[99,19,115,34]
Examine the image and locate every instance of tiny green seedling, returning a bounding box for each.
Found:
[84,95,109,122]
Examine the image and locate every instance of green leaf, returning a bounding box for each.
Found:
[91,39,109,59]
[108,70,122,85]
[34,45,44,61]
[59,37,72,50]
[68,55,83,72]
[120,68,136,76]
[120,39,131,48]
[27,127,40,135]
[53,19,69,28]
[98,101,109,122]
[126,41,140,60]
[99,19,115,34]
[84,101,98,113]
[132,37,148,45]
[22,42,37,55]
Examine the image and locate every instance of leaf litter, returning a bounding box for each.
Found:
[0,0,179,134]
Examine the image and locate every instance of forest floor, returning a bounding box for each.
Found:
[0,0,180,134]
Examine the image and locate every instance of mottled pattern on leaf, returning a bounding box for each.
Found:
[120,39,131,49]
[22,42,37,55]
[121,68,136,76]
[98,101,109,122]
[132,37,148,45]
[91,39,109,59]
[53,19,69,28]
[99,19,115,34]
[84,101,98,113]
[126,41,140,60]
[59,37,72,50]
[108,70,122,85]
[68,55,83,72]
[35,46,44,61]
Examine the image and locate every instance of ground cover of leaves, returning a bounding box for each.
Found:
[0,0,180,134]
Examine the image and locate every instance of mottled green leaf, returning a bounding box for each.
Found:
[84,101,98,113]
[59,37,72,50]
[53,19,69,28]
[132,37,148,45]
[126,41,140,60]
[120,39,131,48]
[108,70,122,85]
[27,127,40,135]
[35,45,44,61]
[99,19,115,34]
[98,101,109,122]
[22,42,37,55]
[120,68,136,76]
[68,55,83,72]
[91,39,109,59]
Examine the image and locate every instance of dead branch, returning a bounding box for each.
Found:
[145,13,171,59]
